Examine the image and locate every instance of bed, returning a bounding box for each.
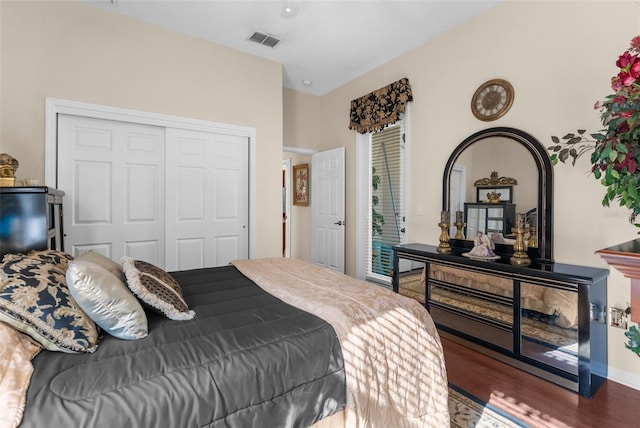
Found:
[0,250,449,428]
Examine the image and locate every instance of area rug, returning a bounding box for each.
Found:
[449,383,529,428]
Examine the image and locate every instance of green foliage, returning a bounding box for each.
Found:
[624,324,640,356]
[549,129,640,225]
[372,167,384,237]
[547,36,640,228]
[547,130,596,166]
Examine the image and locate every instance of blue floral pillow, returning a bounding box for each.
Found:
[0,252,98,353]
[1,250,74,278]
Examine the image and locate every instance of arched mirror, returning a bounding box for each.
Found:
[442,127,553,263]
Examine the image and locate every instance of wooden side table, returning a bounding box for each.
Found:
[597,239,640,322]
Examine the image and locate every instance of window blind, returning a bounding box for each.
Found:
[369,123,404,278]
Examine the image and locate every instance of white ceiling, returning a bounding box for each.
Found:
[89,0,500,96]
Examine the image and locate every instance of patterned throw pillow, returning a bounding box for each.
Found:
[121,257,195,321]
[0,250,74,280]
[0,252,99,353]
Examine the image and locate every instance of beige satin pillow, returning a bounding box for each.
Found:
[76,250,125,281]
[66,260,148,340]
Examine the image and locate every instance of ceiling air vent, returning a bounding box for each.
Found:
[248,31,281,48]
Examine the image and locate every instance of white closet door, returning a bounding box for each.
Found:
[165,128,249,271]
[57,114,165,264]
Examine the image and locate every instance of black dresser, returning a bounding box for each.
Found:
[392,243,609,398]
[0,186,64,259]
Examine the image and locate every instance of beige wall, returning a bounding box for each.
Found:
[282,89,320,260]
[0,0,283,259]
[283,1,640,387]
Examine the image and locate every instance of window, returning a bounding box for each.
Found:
[357,117,406,283]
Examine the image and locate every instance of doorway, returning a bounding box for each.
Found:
[282,158,291,257]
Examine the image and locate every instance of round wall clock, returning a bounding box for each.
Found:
[471,79,514,121]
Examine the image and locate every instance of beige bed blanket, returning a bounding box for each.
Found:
[232,258,450,428]
[0,322,41,428]
[1,259,449,428]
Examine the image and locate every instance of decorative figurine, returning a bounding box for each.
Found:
[0,153,19,178]
[468,232,495,258]
[487,191,502,203]
[0,153,20,186]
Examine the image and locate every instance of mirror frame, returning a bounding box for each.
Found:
[442,127,553,263]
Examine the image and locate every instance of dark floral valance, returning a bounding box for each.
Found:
[348,77,413,134]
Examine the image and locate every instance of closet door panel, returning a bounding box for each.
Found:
[165,129,248,271]
[58,114,165,264]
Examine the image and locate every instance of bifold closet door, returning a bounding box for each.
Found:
[164,128,249,271]
[57,114,166,265]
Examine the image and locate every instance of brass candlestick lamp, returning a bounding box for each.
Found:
[453,210,465,240]
[527,225,537,248]
[437,211,451,254]
[510,213,531,266]
[527,211,537,248]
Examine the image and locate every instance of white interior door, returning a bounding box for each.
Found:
[311,147,345,273]
[165,129,249,271]
[57,114,165,264]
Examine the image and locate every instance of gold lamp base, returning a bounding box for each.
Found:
[510,226,531,266]
[437,222,451,254]
[527,226,538,248]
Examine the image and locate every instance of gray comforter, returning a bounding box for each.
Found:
[21,265,346,428]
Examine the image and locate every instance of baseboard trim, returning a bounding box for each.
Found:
[608,366,640,391]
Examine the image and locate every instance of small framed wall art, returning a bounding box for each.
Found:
[293,163,309,206]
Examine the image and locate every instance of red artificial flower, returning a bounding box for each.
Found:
[617,51,634,68]
[617,121,630,133]
[612,151,637,172]
[631,36,640,51]
[631,61,640,79]
[612,75,623,91]
[619,71,637,86]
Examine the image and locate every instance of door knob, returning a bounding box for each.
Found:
[334,220,345,226]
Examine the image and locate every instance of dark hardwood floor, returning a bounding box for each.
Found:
[442,337,638,427]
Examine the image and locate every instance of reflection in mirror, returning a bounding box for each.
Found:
[454,138,537,217]
[443,127,553,262]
